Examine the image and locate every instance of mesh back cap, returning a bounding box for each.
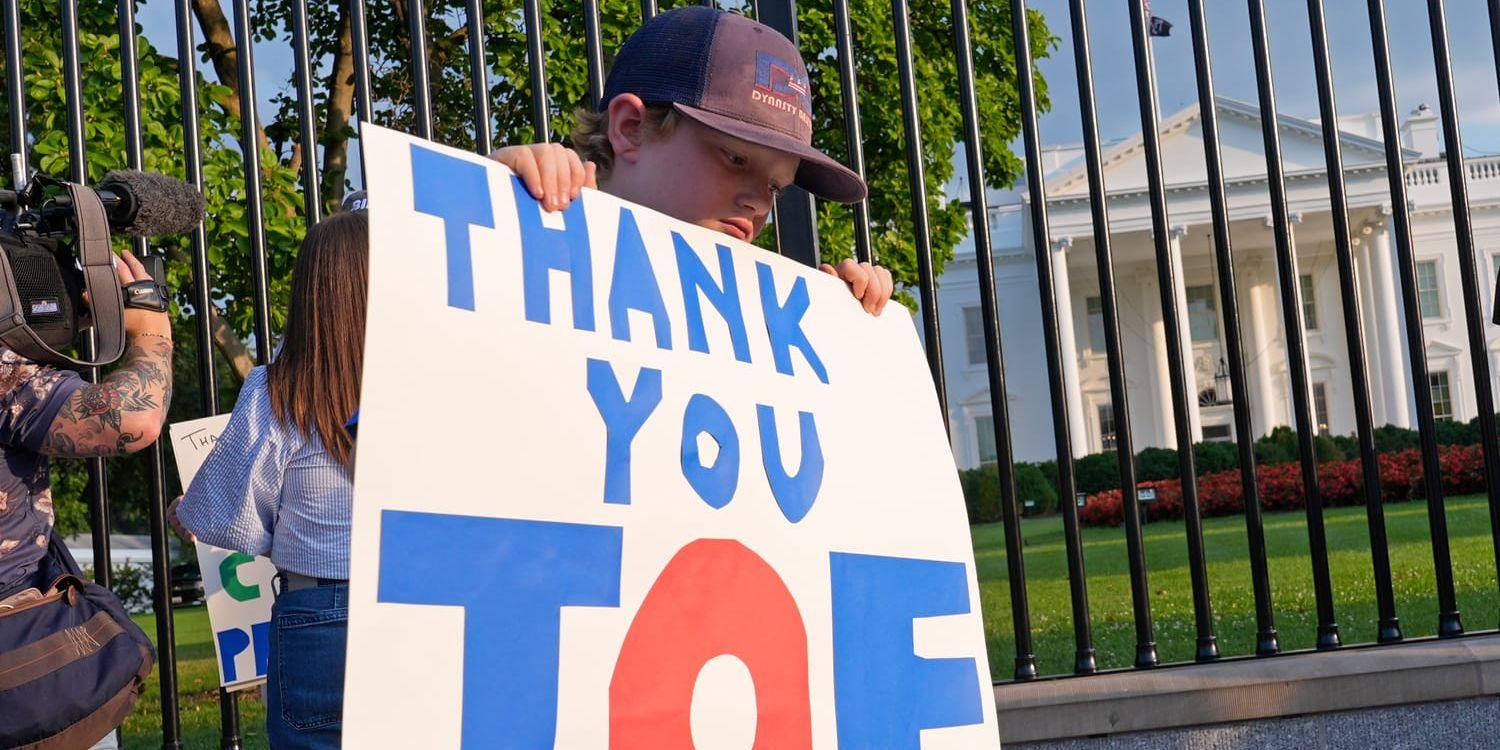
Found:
[601,7,867,203]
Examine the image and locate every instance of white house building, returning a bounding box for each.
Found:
[939,97,1500,468]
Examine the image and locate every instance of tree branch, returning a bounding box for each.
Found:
[190,0,271,154]
[209,307,254,381]
[164,246,255,382]
[320,0,357,208]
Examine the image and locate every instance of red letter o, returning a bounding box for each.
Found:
[609,539,813,749]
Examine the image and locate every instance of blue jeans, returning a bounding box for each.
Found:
[266,583,347,749]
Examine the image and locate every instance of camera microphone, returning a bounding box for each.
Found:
[95,170,206,238]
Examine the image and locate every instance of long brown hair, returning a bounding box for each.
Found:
[267,210,368,473]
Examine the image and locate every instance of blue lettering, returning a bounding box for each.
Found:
[675,234,750,363]
[214,622,267,683]
[680,394,740,509]
[756,405,824,523]
[411,145,496,311]
[252,621,270,678]
[215,628,249,684]
[608,209,672,348]
[829,552,984,747]
[377,510,622,749]
[756,263,828,383]
[586,358,663,504]
[513,176,595,330]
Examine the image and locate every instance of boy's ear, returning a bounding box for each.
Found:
[606,94,648,165]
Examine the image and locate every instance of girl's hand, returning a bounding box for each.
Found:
[167,495,195,543]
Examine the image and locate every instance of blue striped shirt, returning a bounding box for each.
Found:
[179,367,352,579]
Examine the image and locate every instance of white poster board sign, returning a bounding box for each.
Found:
[168,414,277,691]
[343,124,999,749]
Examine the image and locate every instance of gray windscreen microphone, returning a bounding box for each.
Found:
[95,170,207,238]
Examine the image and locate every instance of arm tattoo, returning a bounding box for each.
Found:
[42,337,173,457]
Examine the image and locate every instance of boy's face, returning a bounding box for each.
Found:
[606,102,801,243]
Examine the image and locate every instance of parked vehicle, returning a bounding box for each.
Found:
[170,561,204,607]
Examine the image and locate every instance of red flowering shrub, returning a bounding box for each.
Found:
[1441,444,1487,496]
[1378,449,1423,501]
[1078,442,1491,527]
[1254,462,1295,512]
[1079,489,1123,527]
[1195,470,1245,517]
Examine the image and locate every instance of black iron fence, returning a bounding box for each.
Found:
[4,0,1500,746]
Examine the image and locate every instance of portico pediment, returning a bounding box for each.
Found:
[1426,340,1465,359]
[1045,97,1414,200]
[958,384,1020,408]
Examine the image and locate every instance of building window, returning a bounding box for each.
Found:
[1203,424,1233,441]
[1098,404,1117,452]
[1417,260,1442,318]
[1186,285,1219,343]
[963,306,985,366]
[1312,382,1331,436]
[1300,274,1319,331]
[1086,296,1105,352]
[1430,371,1454,421]
[976,415,998,464]
[1493,253,1500,310]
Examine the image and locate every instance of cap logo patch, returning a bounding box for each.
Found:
[752,51,812,129]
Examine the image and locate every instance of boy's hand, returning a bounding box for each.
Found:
[488,143,597,212]
[820,259,893,316]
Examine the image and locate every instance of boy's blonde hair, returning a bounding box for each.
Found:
[571,104,680,181]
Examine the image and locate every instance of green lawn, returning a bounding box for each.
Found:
[117,494,1499,743]
[973,493,1500,678]
[124,606,269,750]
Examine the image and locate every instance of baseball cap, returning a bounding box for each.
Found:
[601,7,867,204]
[341,190,368,213]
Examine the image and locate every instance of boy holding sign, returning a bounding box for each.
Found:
[491,6,894,315]
[342,8,997,747]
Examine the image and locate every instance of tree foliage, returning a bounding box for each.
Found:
[251,0,1053,280]
[0,0,306,534]
[1,0,1052,534]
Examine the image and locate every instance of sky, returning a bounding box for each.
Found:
[128,0,1500,173]
[1024,0,1500,153]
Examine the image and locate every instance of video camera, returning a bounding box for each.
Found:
[0,157,204,367]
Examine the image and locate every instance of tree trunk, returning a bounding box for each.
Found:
[164,246,255,381]
[320,1,357,209]
[191,0,270,154]
[209,308,255,381]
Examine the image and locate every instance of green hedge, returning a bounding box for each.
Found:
[958,414,1496,523]
[957,463,1059,524]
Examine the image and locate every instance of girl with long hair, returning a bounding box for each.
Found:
[173,208,368,749]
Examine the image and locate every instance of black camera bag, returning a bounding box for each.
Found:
[0,184,123,368]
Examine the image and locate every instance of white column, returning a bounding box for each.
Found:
[1169,226,1204,443]
[1052,237,1089,458]
[1149,273,1176,448]
[1369,210,1412,428]
[1285,212,1312,430]
[1245,266,1279,438]
[1354,231,1388,426]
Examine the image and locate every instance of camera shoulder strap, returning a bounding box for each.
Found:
[0,184,125,367]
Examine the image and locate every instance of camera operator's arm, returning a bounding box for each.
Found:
[40,251,171,457]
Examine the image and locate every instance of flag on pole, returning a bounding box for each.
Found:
[1144,0,1173,36]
